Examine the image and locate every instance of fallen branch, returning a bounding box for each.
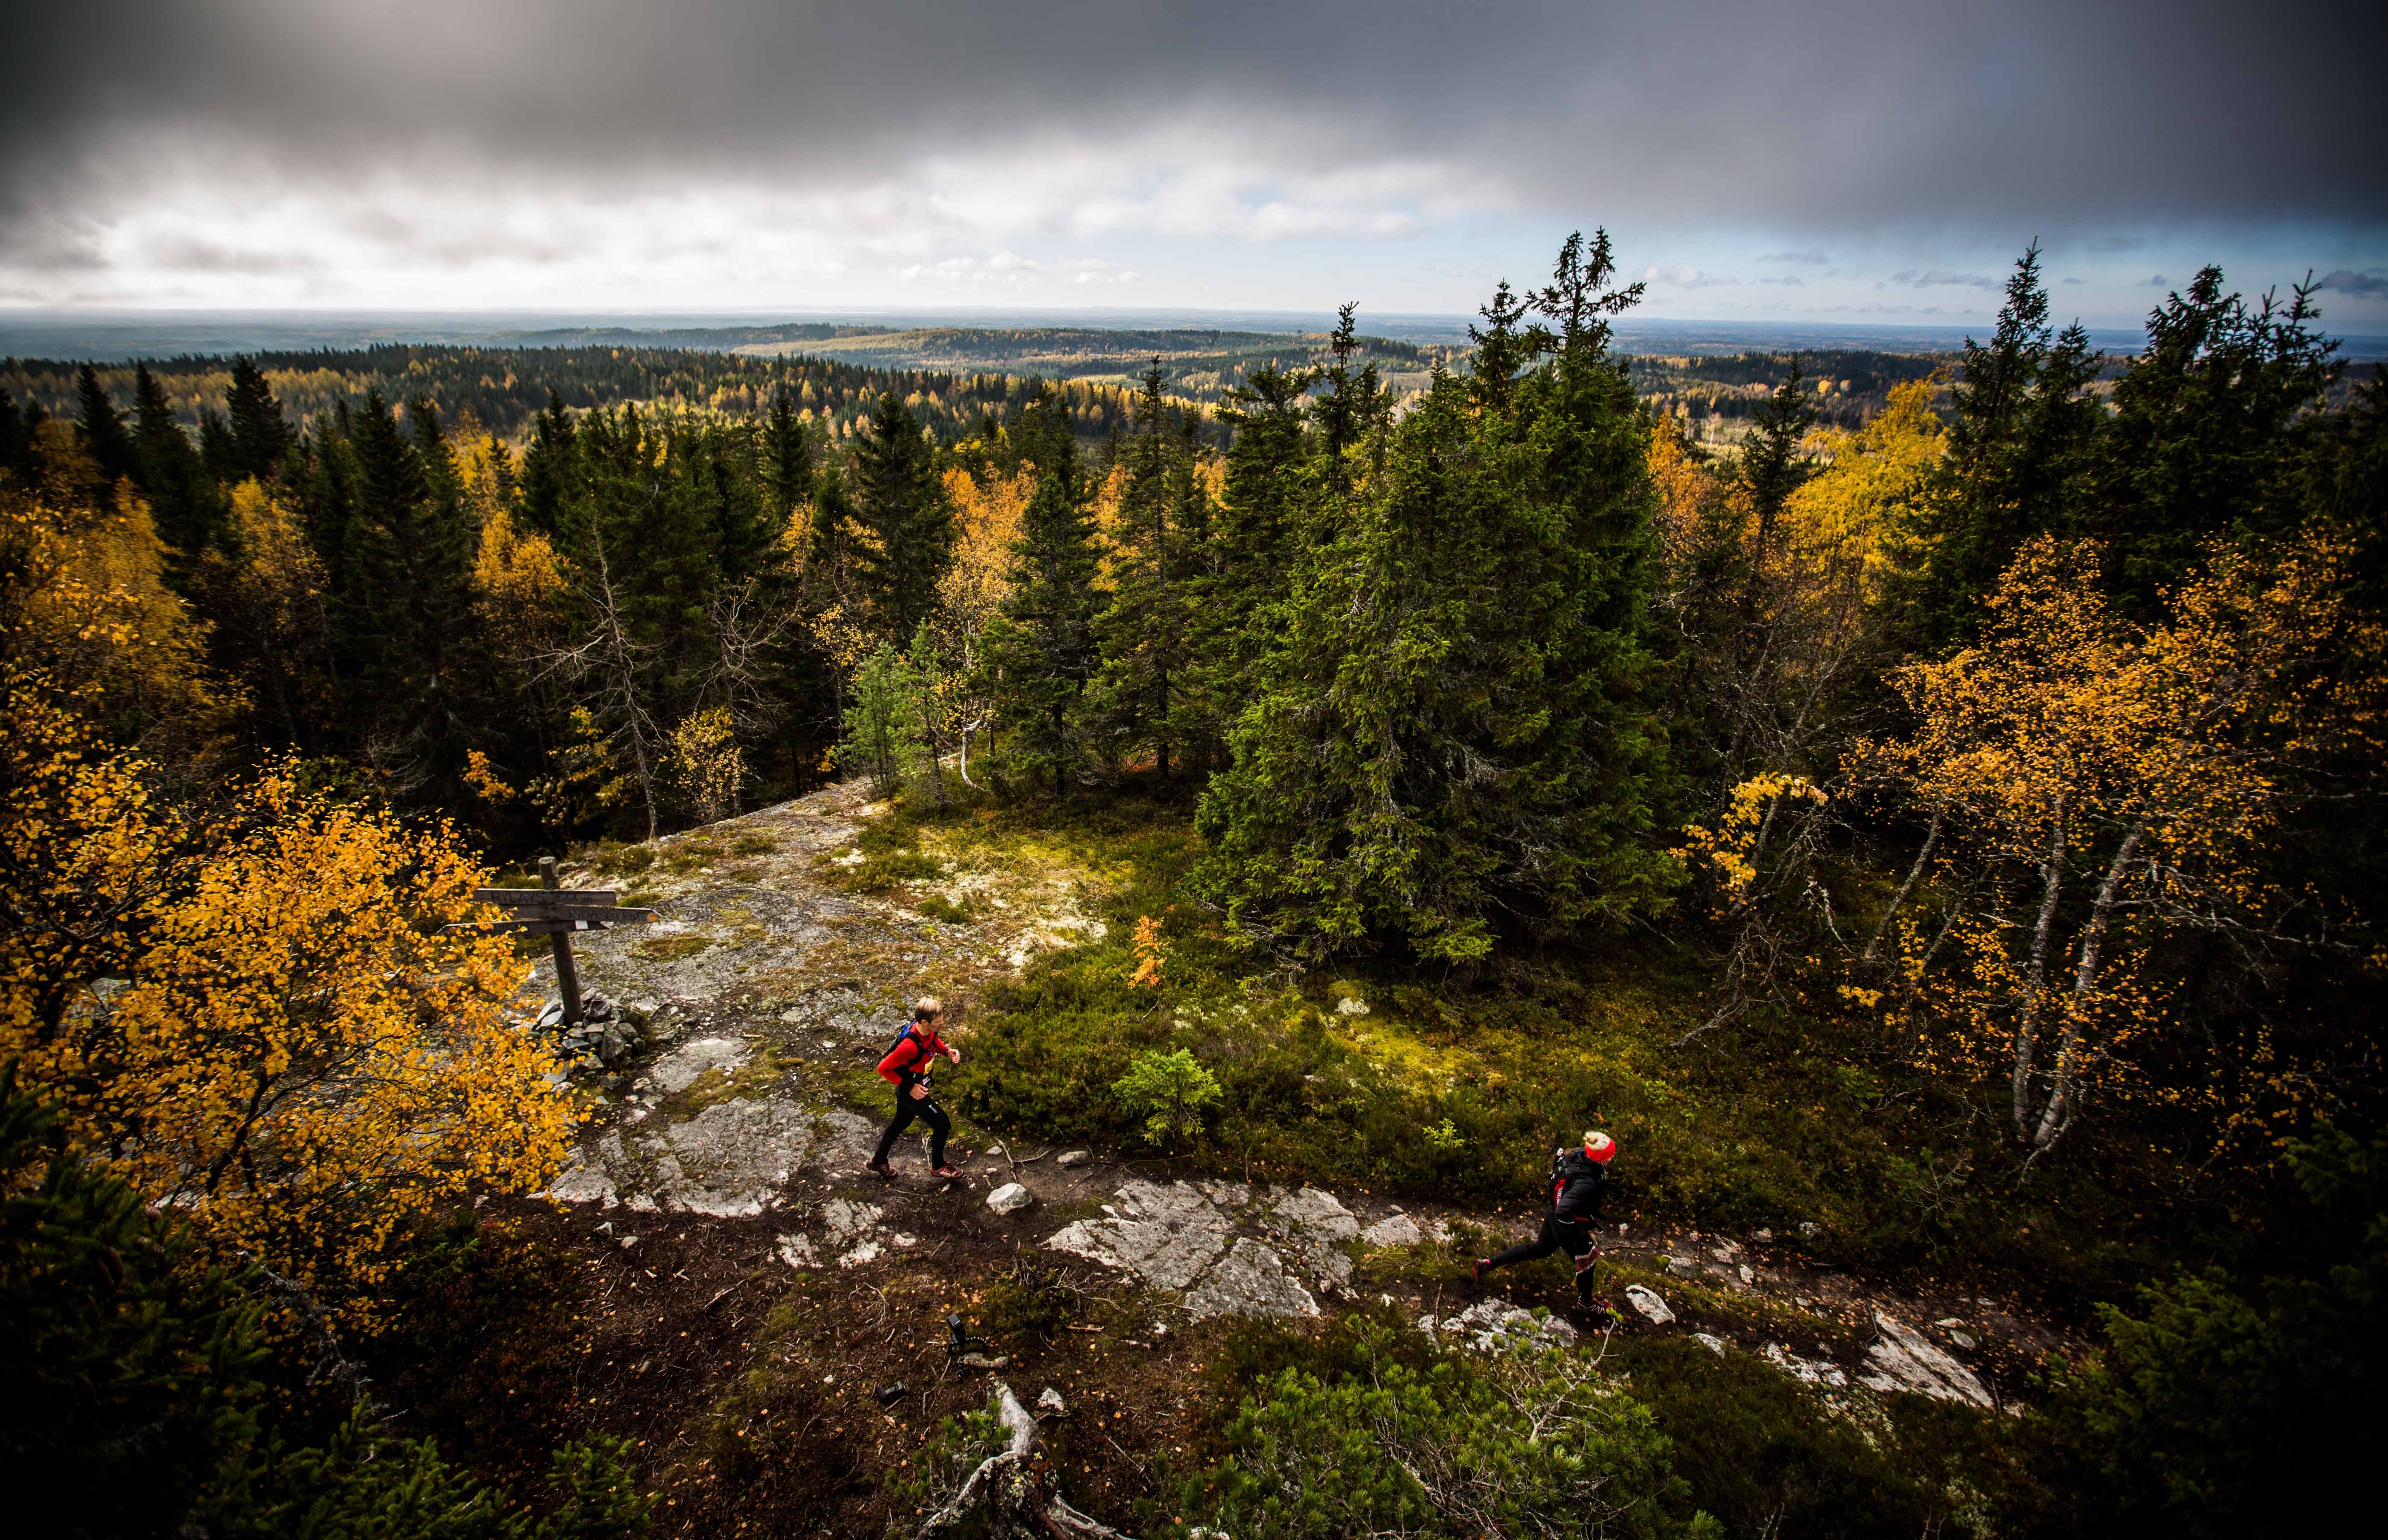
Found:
[916,1381,1135,1540]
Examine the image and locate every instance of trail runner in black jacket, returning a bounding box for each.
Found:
[1475,1131,1615,1306]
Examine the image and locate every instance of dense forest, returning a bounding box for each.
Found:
[1,334,1941,455]
[0,346,1198,452]
[5,232,2383,1536]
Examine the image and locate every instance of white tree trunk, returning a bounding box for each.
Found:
[2012,801,2067,1137]
[2031,820,2147,1155]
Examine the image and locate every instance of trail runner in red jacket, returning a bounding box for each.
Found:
[866,997,965,1179]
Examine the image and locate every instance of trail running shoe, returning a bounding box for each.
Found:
[930,1164,963,1180]
[1473,1258,1491,1283]
[865,1160,897,1180]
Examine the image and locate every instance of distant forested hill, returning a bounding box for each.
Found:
[3,335,1977,451]
[0,345,1180,448]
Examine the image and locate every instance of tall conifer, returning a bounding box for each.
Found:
[852,392,954,641]
[1198,241,1675,961]
[981,394,1102,795]
[224,357,294,481]
[2086,266,2341,614]
[1090,364,1207,779]
[763,382,815,525]
[132,364,223,571]
[1889,244,2102,647]
[74,365,135,487]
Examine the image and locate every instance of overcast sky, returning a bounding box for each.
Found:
[3,0,2382,330]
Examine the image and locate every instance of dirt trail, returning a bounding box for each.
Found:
[514,783,2065,1533]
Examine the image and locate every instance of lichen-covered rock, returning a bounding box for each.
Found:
[545,1094,875,1216]
[1046,1180,1231,1291]
[1183,1237,1318,1320]
[1857,1312,1993,1407]
[641,1096,811,1216]
[1359,1213,1435,1247]
[1624,1284,1675,1324]
[986,1182,1034,1216]
[1762,1342,1848,1387]
[649,1035,749,1093]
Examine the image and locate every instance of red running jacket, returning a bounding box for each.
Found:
[877,1023,951,1087]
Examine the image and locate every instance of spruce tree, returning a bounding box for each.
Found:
[2085,266,2341,614]
[1888,244,2102,648]
[74,364,136,488]
[224,356,295,481]
[763,381,815,524]
[981,393,1102,796]
[331,391,485,788]
[0,389,41,482]
[852,391,954,641]
[1737,356,1818,629]
[1191,361,1316,710]
[1198,249,1675,962]
[1090,363,1206,779]
[517,391,579,537]
[132,364,225,570]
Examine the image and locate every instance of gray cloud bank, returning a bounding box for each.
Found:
[5,0,2382,230]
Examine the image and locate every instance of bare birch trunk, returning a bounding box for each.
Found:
[2012,800,2067,1137]
[2031,820,2146,1155]
[1866,809,1942,965]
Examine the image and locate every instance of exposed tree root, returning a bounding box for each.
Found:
[917,1381,1133,1539]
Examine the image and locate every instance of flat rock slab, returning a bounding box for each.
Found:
[545,1093,876,1217]
[1046,1179,1369,1319]
[649,1036,750,1094]
[1049,1180,1232,1293]
[1858,1311,1993,1407]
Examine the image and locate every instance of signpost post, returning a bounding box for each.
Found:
[446,855,654,1025]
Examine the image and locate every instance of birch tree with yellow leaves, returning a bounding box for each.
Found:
[1861,534,2379,1159]
[1663,377,1946,1035]
[5,476,573,1318]
[3,716,575,1314]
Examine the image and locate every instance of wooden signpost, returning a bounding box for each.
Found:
[447,856,654,1025]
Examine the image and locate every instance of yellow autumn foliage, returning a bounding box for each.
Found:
[2,671,576,1315]
[937,464,1031,647]
[2,428,224,742]
[473,498,569,661]
[1780,376,1945,596]
[1862,533,2380,1152]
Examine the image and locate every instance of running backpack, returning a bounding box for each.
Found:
[883,1021,934,1077]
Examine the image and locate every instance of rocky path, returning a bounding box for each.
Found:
[527,782,2058,1415]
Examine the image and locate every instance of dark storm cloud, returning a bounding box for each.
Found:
[2,0,2382,229]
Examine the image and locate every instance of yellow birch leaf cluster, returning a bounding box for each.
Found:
[1859,532,2377,1152]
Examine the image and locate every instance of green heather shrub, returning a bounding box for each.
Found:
[1180,1322,1695,1539]
[2048,1125,2382,1537]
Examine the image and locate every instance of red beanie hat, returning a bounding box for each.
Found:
[1584,1131,1616,1163]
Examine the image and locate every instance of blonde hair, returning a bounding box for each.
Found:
[913,996,943,1023]
[1584,1130,1614,1152]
